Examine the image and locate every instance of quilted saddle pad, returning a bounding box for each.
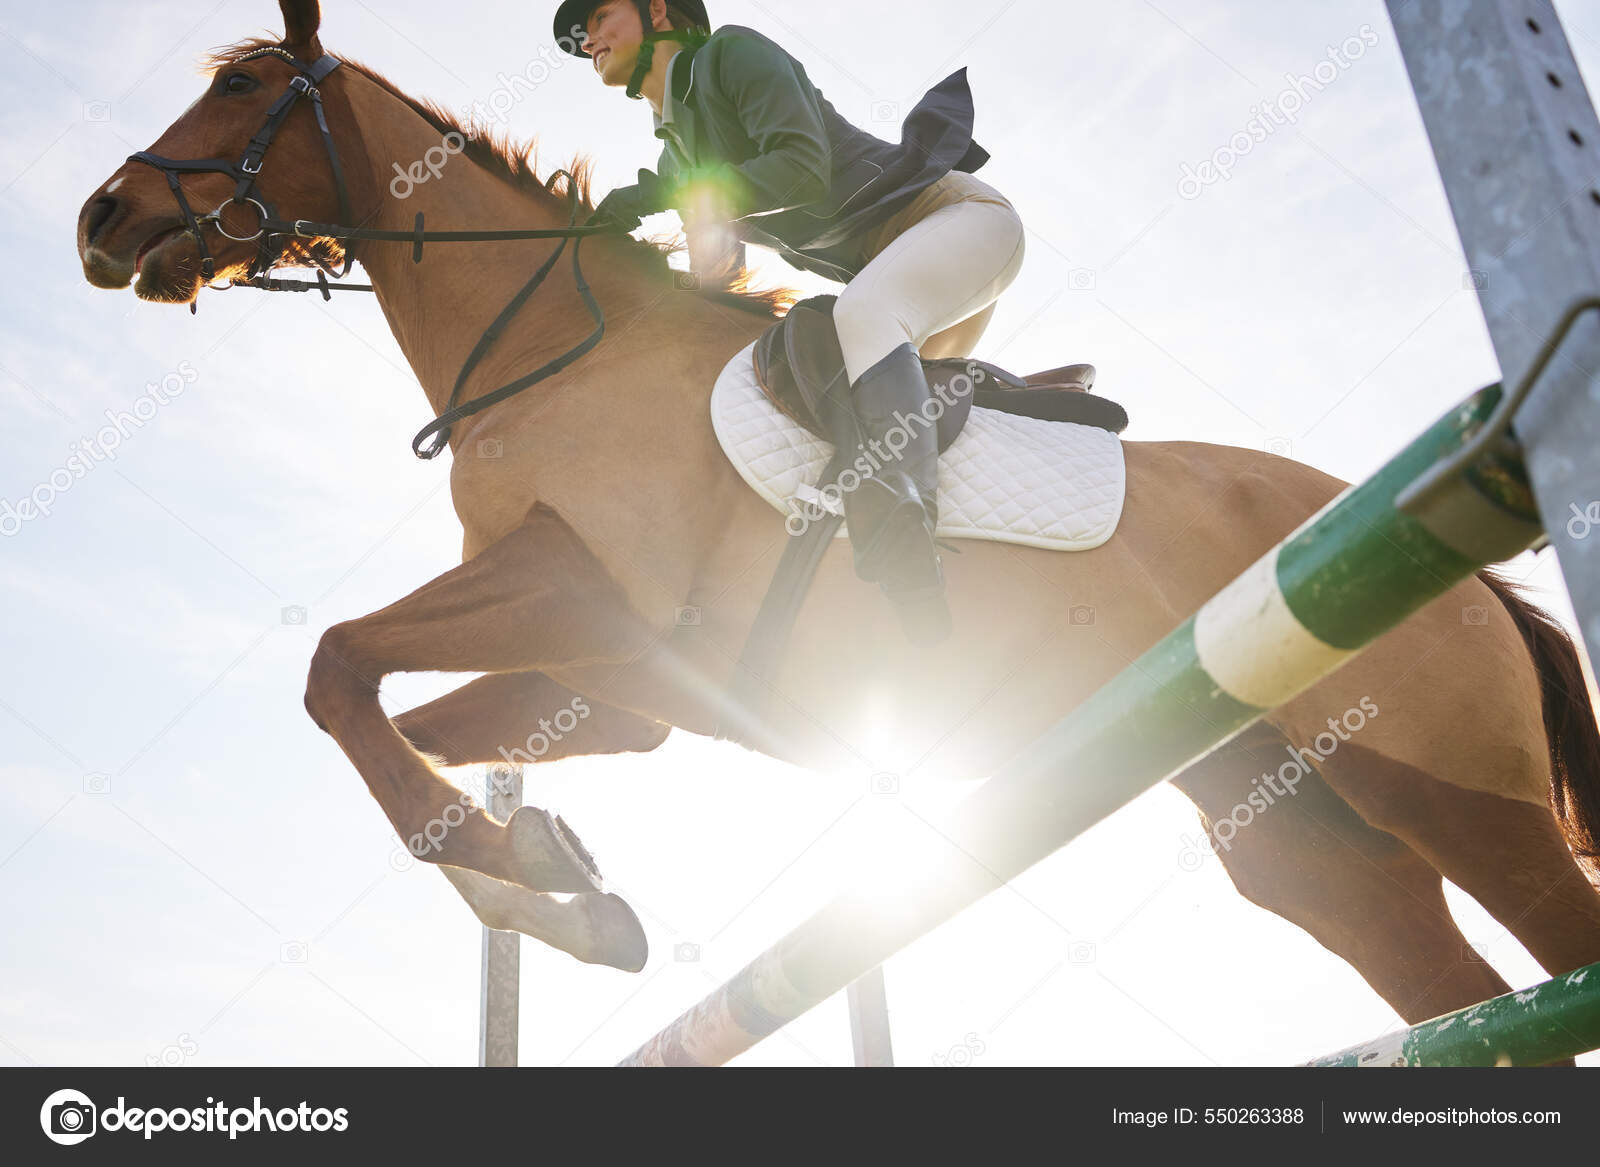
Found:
[711,340,1126,551]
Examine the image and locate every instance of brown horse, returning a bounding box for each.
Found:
[77,0,1600,1038]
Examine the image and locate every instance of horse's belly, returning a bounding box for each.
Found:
[666,537,1172,782]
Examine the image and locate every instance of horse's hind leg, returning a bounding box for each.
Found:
[1171,724,1513,1025]
[1314,744,1600,982]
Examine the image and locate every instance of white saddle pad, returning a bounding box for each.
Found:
[710,341,1126,551]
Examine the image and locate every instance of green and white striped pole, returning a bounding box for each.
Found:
[622,385,1545,1067]
[1309,960,1600,1067]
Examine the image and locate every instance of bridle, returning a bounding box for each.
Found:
[125,45,632,460]
[127,48,356,295]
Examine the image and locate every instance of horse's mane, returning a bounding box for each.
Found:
[202,36,798,318]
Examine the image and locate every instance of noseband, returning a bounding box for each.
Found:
[122,45,635,460]
[127,47,356,296]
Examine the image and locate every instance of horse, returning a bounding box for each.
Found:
[76,0,1600,1038]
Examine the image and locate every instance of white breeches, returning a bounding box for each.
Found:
[833,170,1026,383]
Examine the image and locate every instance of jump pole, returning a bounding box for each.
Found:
[1309,960,1600,1067]
[622,383,1547,1065]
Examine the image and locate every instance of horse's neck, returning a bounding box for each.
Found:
[335,71,653,425]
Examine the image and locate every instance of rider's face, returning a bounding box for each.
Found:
[583,1,645,86]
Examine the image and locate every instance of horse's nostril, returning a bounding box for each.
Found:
[85,196,118,245]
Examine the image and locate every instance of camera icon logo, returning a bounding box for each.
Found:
[871,771,900,795]
[83,101,111,122]
[1459,941,1489,965]
[280,940,309,963]
[477,438,504,460]
[40,1088,97,1145]
[675,605,702,627]
[672,271,701,291]
[1068,604,1096,627]
[281,605,308,626]
[1068,268,1097,291]
[83,772,111,795]
[388,838,417,872]
[1463,270,1488,291]
[1264,436,1293,458]
[1177,833,1212,872]
[1461,605,1489,626]
[870,100,900,122]
[674,942,700,962]
[1067,940,1097,964]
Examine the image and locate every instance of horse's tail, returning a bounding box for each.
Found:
[1480,568,1600,882]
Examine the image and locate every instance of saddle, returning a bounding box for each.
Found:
[752,295,1129,443]
[714,296,1128,749]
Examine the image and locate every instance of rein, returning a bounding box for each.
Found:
[127,45,632,460]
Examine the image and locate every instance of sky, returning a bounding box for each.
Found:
[3,0,1600,1068]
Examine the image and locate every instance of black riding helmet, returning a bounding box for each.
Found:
[553,0,711,100]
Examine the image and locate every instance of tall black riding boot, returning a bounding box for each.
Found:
[840,341,951,643]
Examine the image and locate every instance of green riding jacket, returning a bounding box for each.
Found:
[615,23,990,283]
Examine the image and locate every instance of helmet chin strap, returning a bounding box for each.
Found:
[622,1,709,100]
[624,36,654,99]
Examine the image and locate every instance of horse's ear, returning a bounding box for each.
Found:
[279,0,323,51]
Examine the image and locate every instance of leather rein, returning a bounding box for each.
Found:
[126,45,631,460]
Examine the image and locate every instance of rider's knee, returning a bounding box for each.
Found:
[834,290,913,379]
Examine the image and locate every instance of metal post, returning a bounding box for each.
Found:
[621,385,1545,1065]
[1386,0,1600,665]
[847,967,894,1066]
[477,763,523,1067]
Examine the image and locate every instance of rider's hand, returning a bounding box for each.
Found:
[686,218,744,289]
[586,185,646,233]
[668,164,746,225]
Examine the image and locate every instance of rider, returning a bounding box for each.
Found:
[553,0,1025,636]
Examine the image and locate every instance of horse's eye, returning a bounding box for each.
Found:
[223,72,257,95]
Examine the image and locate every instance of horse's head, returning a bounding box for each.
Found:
[76,0,357,304]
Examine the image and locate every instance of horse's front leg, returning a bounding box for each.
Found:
[393,670,668,767]
[303,502,663,894]
[386,671,670,971]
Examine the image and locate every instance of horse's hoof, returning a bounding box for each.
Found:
[579,892,648,973]
[506,806,604,893]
